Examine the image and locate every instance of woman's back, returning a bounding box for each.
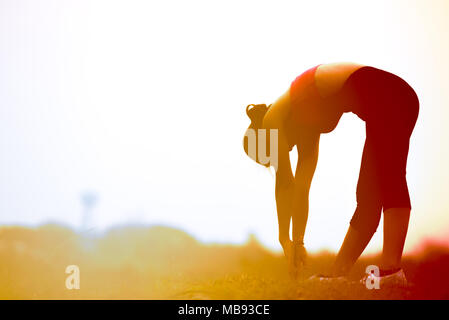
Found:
[289,62,367,133]
[315,62,365,98]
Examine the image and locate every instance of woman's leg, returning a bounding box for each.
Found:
[331,135,382,276]
[373,101,417,272]
[332,225,376,276]
[382,208,410,270]
[333,67,419,277]
[375,103,417,271]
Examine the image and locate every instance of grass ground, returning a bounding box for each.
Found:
[1,224,448,299]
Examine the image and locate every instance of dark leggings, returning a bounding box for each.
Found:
[341,67,419,234]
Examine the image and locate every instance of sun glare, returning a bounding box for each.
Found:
[0,0,448,255]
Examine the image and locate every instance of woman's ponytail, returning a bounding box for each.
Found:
[246,104,269,129]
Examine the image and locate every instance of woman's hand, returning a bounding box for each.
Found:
[293,242,307,269]
[280,239,307,279]
[280,238,292,258]
[280,238,295,278]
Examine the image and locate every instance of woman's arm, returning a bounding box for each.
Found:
[263,90,295,246]
[274,128,319,277]
[291,131,320,244]
[274,128,295,245]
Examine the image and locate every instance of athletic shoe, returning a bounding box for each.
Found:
[360,268,408,288]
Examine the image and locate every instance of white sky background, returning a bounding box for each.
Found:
[1,0,448,253]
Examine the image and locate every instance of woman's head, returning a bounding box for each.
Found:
[243,104,272,167]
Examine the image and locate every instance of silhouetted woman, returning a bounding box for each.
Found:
[243,63,419,285]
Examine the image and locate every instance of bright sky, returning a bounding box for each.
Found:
[1,0,448,253]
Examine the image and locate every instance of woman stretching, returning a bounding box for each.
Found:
[243,63,419,285]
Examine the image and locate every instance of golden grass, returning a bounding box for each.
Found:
[0,224,448,300]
